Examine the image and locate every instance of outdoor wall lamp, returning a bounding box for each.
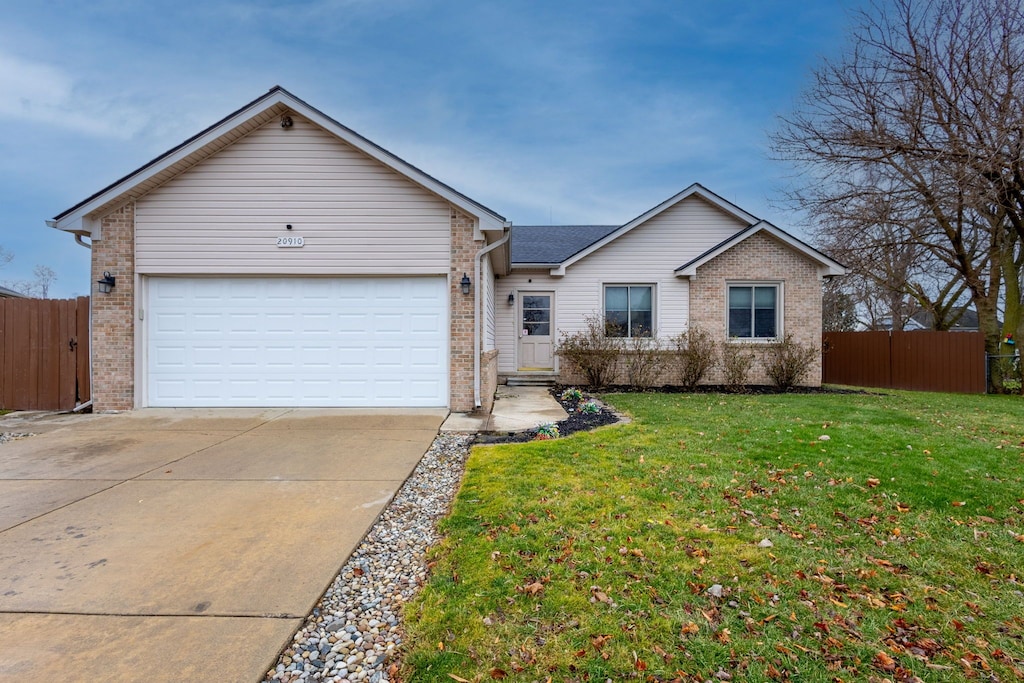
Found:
[97,271,116,294]
[460,273,471,295]
[508,292,515,305]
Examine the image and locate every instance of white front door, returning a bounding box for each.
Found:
[146,276,448,407]
[517,292,554,371]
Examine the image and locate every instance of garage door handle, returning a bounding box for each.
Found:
[69,338,78,351]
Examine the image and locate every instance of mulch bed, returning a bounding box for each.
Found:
[473,383,870,445]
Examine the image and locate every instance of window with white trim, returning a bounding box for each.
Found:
[604,285,653,337]
[728,284,779,339]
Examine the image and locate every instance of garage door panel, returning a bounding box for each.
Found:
[147,277,448,407]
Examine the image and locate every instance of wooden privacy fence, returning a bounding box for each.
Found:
[822,330,986,394]
[0,297,90,411]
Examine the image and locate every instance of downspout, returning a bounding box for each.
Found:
[74,234,92,249]
[474,227,511,408]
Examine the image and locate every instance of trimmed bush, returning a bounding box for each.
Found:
[720,342,755,392]
[764,333,819,389]
[673,326,717,389]
[556,315,619,387]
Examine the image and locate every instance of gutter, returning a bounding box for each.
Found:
[473,226,511,408]
[45,220,92,249]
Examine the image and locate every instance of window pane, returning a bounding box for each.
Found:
[630,286,652,311]
[630,310,653,337]
[605,310,628,337]
[525,322,550,336]
[754,309,776,338]
[605,286,628,311]
[522,295,550,309]
[729,286,752,308]
[522,308,550,323]
[754,287,776,308]
[729,309,752,337]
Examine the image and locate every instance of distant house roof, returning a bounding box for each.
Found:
[0,285,26,298]
[510,225,619,265]
[910,307,980,331]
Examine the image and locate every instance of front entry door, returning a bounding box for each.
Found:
[518,292,554,371]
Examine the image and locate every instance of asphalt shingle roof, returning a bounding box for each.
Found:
[510,225,620,265]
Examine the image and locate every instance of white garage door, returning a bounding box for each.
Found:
[146,277,448,407]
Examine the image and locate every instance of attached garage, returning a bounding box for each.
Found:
[146,276,448,407]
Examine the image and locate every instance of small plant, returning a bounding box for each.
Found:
[674,326,717,390]
[625,330,666,388]
[720,342,755,392]
[764,333,819,389]
[579,400,600,414]
[535,423,560,440]
[556,314,620,387]
[560,387,584,402]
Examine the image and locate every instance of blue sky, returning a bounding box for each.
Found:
[0,0,853,297]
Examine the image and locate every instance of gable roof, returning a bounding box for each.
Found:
[511,225,619,265]
[546,183,759,275]
[674,220,846,277]
[50,86,507,235]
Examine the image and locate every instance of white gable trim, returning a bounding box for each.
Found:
[548,183,759,275]
[674,220,846,278]
[52,87,507,235]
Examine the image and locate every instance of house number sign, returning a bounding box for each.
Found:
[276,236,305,248]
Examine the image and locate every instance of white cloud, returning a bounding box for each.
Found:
[0,51,148,138]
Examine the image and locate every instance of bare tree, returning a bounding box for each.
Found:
[31,265,57,298]
[772,0,1024,354]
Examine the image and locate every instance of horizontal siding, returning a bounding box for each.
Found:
[135,116,451,275]
[483,255,496,350]
[497,196,745,372]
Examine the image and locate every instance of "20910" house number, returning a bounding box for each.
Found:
[276,236,305,248]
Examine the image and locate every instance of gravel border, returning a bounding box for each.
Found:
[0,432,35,446]
[264,432,474,683]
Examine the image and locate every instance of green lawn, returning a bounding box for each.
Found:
[402,391,1024,682]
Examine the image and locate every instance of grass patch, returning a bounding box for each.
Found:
[402,391,1024,682]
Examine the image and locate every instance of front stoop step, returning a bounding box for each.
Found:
[506,375,557,387]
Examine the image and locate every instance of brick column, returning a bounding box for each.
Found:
[450,208,483,411]
[91,202,136,411]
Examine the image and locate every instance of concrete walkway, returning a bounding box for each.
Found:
[0,408,445,682]
[440,385,568,433]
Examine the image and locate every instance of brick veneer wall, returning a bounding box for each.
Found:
[450,208,484,411]
[555,232,824,387]
[91,202,136,411]
[689,231,823,385]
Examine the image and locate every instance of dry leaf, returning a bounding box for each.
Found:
[523,581,544,596]
[591,634,612,650]
[680,621,700,636]
[489,668,508,680]
[867,477,881,488]
[873,651,897,672]
[447,673,469,682]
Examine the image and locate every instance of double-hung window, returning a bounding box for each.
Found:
[604,285,653,337]
[728,284,779,339]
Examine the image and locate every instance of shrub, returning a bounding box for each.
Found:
[625,330,666,388]
[560,387,584,402]
[556,315,620,387]
[673,326,717,390]
[535,423,560,440]
[579,400,600,414]
[720,342,755,392]
[764,333,819,389]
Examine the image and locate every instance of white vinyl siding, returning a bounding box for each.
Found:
[496,196,746,373]
[482,254,497,350]
[135,116,452,275]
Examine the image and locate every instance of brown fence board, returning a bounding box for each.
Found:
[76,297,90,404]
[0,297,91,411]
[824,330,986,394]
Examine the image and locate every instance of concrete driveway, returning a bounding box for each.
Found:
[0,408,446,682]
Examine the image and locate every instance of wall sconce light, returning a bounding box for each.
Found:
[508,292,515,305]
[280,115,294,129]
[97,271,116,294]
[460,273,471,295]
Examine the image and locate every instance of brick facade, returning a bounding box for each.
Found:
[554,232,824,387]
[688,231,823,385]
[91,202,136,411]
[450,208,484,411]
